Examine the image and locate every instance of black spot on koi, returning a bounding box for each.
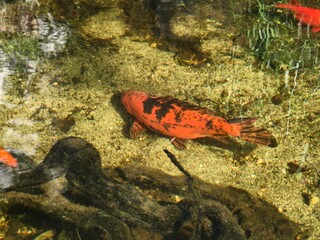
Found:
[143,97,161,114]
[155,100,176,121]
[174,110,182,123]
[142,97,177,121]
[205,120,214,130]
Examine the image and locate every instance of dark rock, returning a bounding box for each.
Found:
[0,137,306,239]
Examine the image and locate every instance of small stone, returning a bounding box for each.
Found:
[257,191,264,197]
[309,196,319,205]
[256,159,265,165]
[150,42,157,48]
[271,94,283,105]
[175,195,183,203]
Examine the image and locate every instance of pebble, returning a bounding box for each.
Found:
[256,159,265,165]
[309,196,319,205]
[175,195,183,203]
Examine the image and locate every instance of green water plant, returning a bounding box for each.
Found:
[1,35,40,73]
[242,0,319,71]
[2,36,40,59]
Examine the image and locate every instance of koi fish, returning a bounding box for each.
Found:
[0,148,18,167]
[121,91,277,149]
[275,0,320,33]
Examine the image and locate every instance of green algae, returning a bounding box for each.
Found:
[1,36,40,76]
[1,36,40,59]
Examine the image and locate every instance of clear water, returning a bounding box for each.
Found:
[0,0,319,239]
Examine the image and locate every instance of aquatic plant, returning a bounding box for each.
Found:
[2,36,40,59]
[241,0,319,70]
[0,36,40,75]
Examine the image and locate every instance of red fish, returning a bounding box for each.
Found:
[0,148,18,167]
[275,0,320,33]
[121,91,277,149]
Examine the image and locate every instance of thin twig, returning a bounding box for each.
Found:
[76,228,82,240]
[163,149,193,180]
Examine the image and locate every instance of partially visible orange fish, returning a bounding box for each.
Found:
[275,0,320,33]
[121,91,277,149]
[0,148,18,167]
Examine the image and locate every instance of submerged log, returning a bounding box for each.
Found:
[0,137,305,239]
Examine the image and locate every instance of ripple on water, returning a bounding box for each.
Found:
[0,48,12,101]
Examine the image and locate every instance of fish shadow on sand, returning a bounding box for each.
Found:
[0,137,309,239]
[111,91,133,138]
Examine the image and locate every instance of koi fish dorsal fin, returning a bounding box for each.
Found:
[156,96,216,116]
[291,0,300,6]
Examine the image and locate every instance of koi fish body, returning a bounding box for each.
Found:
[121,91,277,149]
[275,0,320,32]
[0,148,18,167]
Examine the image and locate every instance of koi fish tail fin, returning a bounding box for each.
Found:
[227,118,278,148]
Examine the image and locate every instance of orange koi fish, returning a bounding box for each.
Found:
[275,0,320,32]
[0,148,18,167]
[121,91,277,149]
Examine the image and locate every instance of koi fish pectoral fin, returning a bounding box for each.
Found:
[129,120,146,138]
[170,138,187,150]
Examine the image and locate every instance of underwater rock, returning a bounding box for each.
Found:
[0,137,305,239]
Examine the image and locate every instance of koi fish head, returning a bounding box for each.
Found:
[0,149,18,168]
[121,91,149,116]
[121,91,134,115]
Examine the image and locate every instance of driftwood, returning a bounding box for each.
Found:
[0,137,305,239]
